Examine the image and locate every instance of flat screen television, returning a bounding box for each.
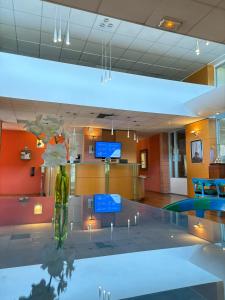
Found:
[94,194,122,213]
[95,141,122,159]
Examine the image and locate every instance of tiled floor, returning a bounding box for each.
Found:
[142,191,225,224]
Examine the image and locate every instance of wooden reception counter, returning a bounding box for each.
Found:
[45,162,144,200]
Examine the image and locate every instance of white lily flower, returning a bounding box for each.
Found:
[42,143,67,167]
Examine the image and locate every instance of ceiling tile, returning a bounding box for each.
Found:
[0,24,16,39]
[0,7,14,25]
[157,31,183,46]
[129,38,153,52]
[40,44,61,60]
[18,40,39,56]
[63,37,85,51]
[13,0,42,15]
[166,46,189,58]
[137,27,164,41]
[0,0,12,9]
[115,21,142,37]
[80,52,100,64]
[99,0,163,23]
[145,0,212,34]
[41,31,56,46]
[84,41,101,54]
[60,57,79,65]
[148,43,172,55]
[111,34,133,48]
[87,28,113,44]
[61,48,81,60]
[122,49,144,61]
[69,23,91,40]
[0,37,17,51]
[114,59,135,69]
[188,8,225,43]
[17,27,40,43]
[157,56,177,67]
[14,10,41,30]
[42,1,70,20]
[139,53,161,64]
[111,46,125,58]
[93,14,121,32]
[41,16,67,34]
[70,9,96,27]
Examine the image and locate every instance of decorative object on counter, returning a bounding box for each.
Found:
[24,115,72,248]
[20,146,31,160]
[140,149,148,170]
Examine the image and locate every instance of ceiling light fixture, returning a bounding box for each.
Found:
[66,21,70,46]
[53,6,58,43]
[158,16,182,31]
[206,41,210,46]
[195,40,200,56]
[133,132,136,141]
[136,136,139,143]
[111,120,114,136]
[127,128,130,138]
[57,8,62,42]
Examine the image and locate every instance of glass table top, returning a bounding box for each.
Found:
[0,195,225,300]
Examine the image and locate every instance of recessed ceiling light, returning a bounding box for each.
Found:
[206,41,210,46]
[158,16,182,31]
[216,112,220,115]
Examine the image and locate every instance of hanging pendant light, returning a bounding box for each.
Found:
[57,8,62,42]
[136,136,139,143]
[66,21,70,45]
[111,120,114,135]
[108,41,112,81]
[127,128,130,138]
[133,132,136,141]
[53,6,58,43]
[101,40,104,84]
[104,40,108,83]
[195,40,200,56]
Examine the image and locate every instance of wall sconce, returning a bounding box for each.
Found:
[34,203,43,215]
[193,222,202,229]
[37,139,45,148]
[190,130,200,137]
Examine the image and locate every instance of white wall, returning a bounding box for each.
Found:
[170,177,187,195]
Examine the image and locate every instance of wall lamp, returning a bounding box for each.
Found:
[190,130,200,137]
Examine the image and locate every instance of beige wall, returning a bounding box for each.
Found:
[115,130,137,163]
[185,119,217,197]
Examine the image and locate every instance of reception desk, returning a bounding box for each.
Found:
[45,162,144,200]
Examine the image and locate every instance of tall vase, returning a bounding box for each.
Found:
[54,165,69,248]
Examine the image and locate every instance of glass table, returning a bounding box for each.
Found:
[0,195,224,299]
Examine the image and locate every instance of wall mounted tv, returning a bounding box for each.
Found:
[95,141,122,159]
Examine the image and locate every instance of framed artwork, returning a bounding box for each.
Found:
[140,149,148,170]
[191,140,203,163]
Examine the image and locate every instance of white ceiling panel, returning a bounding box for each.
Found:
[14,10,41,30]
[0,0,225,82]
[0,7,14,25]
[17,27,40,43]
[13,0,42,15]
[0,23,16,39]
[0,0,13,9]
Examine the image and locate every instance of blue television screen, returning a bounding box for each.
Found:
[94,194,122,213]
[95,141,121,158]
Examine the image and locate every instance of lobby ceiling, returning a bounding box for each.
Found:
[0,0,225,81]
[46,0,225,45]
[0,97,201,134]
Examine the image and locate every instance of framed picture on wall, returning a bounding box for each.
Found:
[191,140,203,163]
[140,149,148,170]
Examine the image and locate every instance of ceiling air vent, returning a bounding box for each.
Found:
[97,113,115,119]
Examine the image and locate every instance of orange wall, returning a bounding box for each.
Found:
[184,65,214,86]
[0,130,45,195]
[185,119,217,197]
[137,134,161,192]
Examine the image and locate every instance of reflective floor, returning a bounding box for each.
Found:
[0,195,224,299]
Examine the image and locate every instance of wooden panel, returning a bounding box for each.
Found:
[109,177,133,199]
[75,178,105,195]
[209,163,225,178]
[184,65,214,86]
